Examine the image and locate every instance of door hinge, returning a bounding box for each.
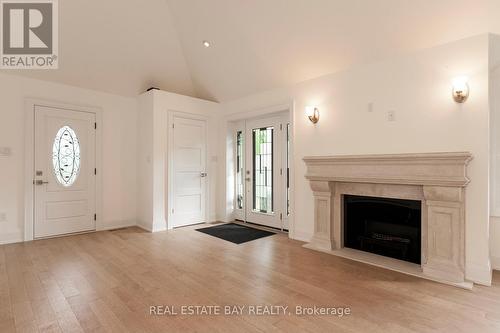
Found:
[280,124,283,130]
[172,123,175,129]
[94,168,97,175]
[94,122,97,130]
[279,213,283,220]
[94,214,97,221]
[171,208,174,214]
[280,168,282,175]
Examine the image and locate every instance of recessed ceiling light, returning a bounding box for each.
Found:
[203,40,211,48]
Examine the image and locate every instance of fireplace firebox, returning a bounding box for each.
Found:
[343,195,421,264]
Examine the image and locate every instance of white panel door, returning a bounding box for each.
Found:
[171,116,207,227]
[34,106,96,238]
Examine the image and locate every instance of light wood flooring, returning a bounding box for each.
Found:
[1,225,500,333]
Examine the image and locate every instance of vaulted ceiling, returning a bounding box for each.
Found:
[4,0,500,102]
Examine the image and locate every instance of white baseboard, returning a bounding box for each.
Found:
[466,261,492,286]
[1,222,139,245]
[290,229,312,243]
[137,222,153,232]
[491,256,500,271]
[136,222,171,232]
[216,215,232,223]
[152,226,167,232]
[98,220,136,231]
[0,231,23,245]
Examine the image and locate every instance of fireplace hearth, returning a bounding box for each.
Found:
[343,195,421,264]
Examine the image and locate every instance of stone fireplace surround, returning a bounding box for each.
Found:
[302,152,473,289]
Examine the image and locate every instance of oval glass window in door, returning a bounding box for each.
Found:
[52,126,81,186]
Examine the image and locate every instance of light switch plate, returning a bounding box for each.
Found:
[0,147,12,156]
[387,111,396,121]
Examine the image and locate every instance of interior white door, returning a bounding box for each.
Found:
[171,116,207,227]
[244,116,284,229]
[34,106,96,238]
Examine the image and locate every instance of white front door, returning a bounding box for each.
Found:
[244,115,286,229]
[34,106,96,238]
[171,116,207,227]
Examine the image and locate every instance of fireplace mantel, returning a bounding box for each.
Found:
[303,152,473,288]
[304,152,473,187]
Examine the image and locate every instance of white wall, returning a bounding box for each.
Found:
[219,34,492,285]
[136,90,221,232]
[137,92,155,230]
[0,73,138,244]
[491,216,500,269]
[489,34,500,269]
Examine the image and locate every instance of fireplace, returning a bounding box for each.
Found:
[302,152,473,287]
[343,195,421,264]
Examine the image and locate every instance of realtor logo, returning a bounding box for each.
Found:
[1,0,58,69]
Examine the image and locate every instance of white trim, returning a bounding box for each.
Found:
[98,220,137,231]
[490,209,500,218]
[466,261,492,286]
[222,100,296,238]
[492,256,500,271]
[167,110,209,230]
[232,120,245,221]
[136,224,153,233]
[24,98,103,241]
[288,100,296,238]
[291,229,313,243]
[490,67,500,216]
[0,230,23,245]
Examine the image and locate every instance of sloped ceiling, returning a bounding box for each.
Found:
[167,0,500,102]
[3,0,196,97]
[2,0,499,102]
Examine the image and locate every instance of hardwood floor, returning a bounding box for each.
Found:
[1,225,499,333]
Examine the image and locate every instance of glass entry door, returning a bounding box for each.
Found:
[34,106,96,238]
[244,115,285,229]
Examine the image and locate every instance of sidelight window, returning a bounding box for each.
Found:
[236,131,244,209]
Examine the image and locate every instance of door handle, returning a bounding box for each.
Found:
[34,180,49,185]
[200,172,208,178]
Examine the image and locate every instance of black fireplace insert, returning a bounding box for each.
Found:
[343,195,421,264]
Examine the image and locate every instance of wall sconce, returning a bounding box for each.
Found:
[452,76,469,103]
[305,106,320,124]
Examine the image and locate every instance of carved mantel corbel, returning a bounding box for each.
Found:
[307,180,335,251]
[422,186,466,283]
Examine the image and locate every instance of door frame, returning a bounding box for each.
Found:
[225,101,295,237]
[232,120,245,221]
[167,111,209,229]
[24,98,103,241]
